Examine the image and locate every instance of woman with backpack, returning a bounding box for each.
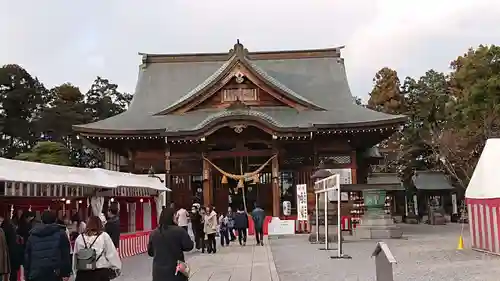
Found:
[73,216,121,281]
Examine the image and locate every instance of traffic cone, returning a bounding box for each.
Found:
[457,235,464,250]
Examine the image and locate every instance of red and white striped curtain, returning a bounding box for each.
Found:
[468,199,500,255]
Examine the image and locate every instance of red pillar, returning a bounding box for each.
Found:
[135,199,144,232]
[118,199,129,233]
[151,198,158,229]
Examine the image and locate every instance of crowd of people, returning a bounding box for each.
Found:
[185,203,265,252]
[0,201,267,281]
[147,202,266,281]
[0,203,122,281]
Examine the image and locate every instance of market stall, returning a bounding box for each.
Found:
[0,157,169,259]
[466,139,500,255]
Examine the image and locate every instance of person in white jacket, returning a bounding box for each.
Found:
[204,206,218,254]
[73,216,121,281]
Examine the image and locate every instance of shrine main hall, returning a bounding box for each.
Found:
[74,41,405,217]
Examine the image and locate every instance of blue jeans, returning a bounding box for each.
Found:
[220,228,230,246]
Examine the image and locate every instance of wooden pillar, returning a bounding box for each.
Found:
[351,150,358,184]
[164,145,172,207]
[202,155,213,207]
[127,149,136,173]
[104,148,110,170]
[272,151,280,217]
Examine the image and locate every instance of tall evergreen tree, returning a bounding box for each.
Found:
[85,76,132,121]
[0,64,48,158]
[367,67,404,114]
[367,67,405,173]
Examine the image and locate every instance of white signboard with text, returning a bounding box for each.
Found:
[296,184,308,221]
[268,217,295,236]
[328,168,352,184]
[327,169,351,201]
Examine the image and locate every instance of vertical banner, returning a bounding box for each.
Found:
[452,193,458,214]
[404,195,408,216]
[413,194,419,216]
[296,184,308,221]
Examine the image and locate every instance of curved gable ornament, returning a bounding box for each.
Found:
[234,71,245,84]
[193,109,282,132]
[232,125,246,134]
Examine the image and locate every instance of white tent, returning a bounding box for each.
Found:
[465,138,500,254]
[0,157,169,191]
[92,168,169,191]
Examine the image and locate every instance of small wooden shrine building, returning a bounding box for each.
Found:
[73,41,406,217]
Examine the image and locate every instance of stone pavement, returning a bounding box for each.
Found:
[117,236,279,281]
[270,224,500,281]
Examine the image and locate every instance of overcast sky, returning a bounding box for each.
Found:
[1,0,499,100]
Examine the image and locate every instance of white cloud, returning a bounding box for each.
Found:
[1,0,499,98]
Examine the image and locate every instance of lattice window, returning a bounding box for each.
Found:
[283,156,305,165]
[222,88,258,102]
[332,155,351,164]
[319,155,351,165]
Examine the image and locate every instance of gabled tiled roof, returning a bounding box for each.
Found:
[159,58,235,114]
[156,42,324,114]
[413,171,454,190]
[74,42,406,135]
[246,60,321,108]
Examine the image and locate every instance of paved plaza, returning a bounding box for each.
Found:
[116,224,500,281]
[270,224,500,281]
[117,236,279,281]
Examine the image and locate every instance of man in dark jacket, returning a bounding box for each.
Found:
[233,206,249,246]
[24,211,71,281]
[251,203,265,246]
[105,202,120,249]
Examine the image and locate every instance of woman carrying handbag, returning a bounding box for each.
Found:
[148,208,194,281]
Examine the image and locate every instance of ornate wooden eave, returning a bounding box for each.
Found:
[78,121,402,142]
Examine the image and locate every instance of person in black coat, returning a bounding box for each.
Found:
[189,206,205,253]
[233,206,249,246]
[24,211,71,281]
[148,208,194,281]
[0,214,21,281]
[105,202,120,249]
[17,212,36,250]
[16,211,37,268]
